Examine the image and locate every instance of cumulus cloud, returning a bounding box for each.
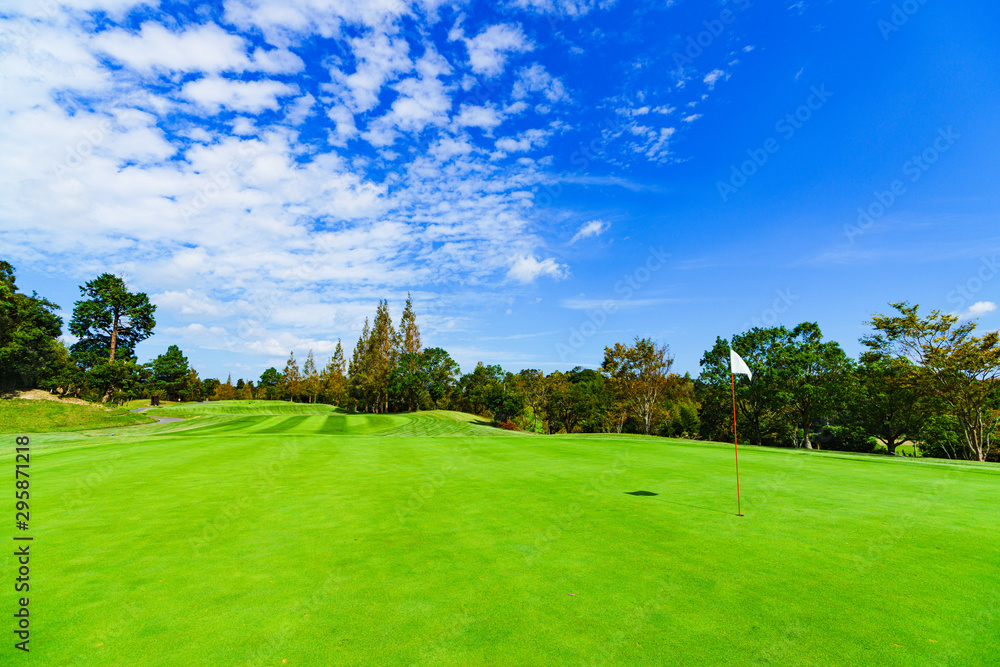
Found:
[0,1,618,373]
[512,64,567,102]
[460,24,534,76]
[454,104,504,129]
[181,76,299,113]
[506,255,568,282]
[93,22,250,73]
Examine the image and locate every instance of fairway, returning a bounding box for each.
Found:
[4,401,998,665]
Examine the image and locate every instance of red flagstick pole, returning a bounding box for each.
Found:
[731,372,742,517]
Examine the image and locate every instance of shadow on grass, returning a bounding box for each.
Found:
[624,491,734,516]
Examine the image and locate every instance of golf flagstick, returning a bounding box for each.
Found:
[731,371,742,517]
[729,349,753,517]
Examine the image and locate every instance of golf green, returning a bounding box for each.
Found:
[2,401,997,665]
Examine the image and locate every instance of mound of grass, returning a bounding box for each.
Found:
[150,401,512,437]
[4,407,997,664]
[154,399,340,416]
[0,398,156,433]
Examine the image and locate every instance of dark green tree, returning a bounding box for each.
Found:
[0,261,63,390]
[69,273,156,363]
[420,347,460,409]
[773,323,851,449]
[148,345,189,401]
[259,367,281,400]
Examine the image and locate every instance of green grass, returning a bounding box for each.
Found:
[2,400,997,665]
[0,398,156,433]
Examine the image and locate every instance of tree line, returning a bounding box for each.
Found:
[1,261,996,461]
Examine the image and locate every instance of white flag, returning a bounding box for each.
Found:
[730,349,753,380]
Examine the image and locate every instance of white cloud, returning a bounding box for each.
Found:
[161,323,229,338]
[461,23,534,76]
[326,31,412,113]
[284,93,316,125]
[681,113,702,123]
[570,220,607,244]
[0,1,604,376]
[154,290,226,317]
[512,63,567,102]
[958,301,997,320]
[181,76,298,113]
[250,47,305,74]
[327,106,359,145]
[508,0,610,15]
[493,128,550,153]
[506,255,567,282]
[704,68,728,89]
[454,104,503,129]
[223,0,413,46]
[362,48,452,146]
[93,22,303,76]
[93,23,249,73]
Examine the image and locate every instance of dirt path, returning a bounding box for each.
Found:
[130,407,187,424]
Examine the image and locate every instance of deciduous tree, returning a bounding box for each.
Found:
[868,302,1000,461]
[602,337,673,435]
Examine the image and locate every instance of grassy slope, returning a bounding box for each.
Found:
[0,398,156,433]
[1,402,997,665]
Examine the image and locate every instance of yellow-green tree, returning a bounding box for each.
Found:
[281,352,302,402]
[212,374,236,401]
[602,337,673,435]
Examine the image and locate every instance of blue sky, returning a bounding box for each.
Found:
[2,0,998,381]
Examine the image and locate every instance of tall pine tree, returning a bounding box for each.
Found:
[281,351,302,402]
[321,340,347,406]
[349,319,371,411]
[302,349,320,403]
[367,299,398,413]
[399,293,421,356]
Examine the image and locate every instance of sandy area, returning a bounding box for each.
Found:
[7,389,92,405]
